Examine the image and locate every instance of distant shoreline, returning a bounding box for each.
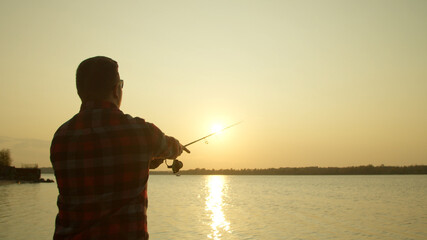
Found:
[40,165,427,175]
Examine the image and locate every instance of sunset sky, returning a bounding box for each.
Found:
[1,0,426,169]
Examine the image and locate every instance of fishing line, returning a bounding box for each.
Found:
[165,121,242,174]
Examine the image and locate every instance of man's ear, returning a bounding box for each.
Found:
[113,84,121,99]
[112,83,122,107]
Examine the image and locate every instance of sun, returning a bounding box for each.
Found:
[211,124,224,134]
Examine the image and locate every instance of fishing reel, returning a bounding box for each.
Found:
[165,159,183,174]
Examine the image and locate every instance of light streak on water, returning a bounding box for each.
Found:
[205,176,230,239]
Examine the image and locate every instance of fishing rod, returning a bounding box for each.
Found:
[184,121,242,148]
[166,121,242,174]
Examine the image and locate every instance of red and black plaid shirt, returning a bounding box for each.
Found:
[50,101,181,240]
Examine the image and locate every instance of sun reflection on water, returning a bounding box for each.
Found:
[205,175,230,239]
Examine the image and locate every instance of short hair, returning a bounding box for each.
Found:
[76,56,119,101]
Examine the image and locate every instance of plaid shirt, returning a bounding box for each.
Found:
[50,101,182,240]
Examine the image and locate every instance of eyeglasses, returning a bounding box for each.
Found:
[119,79,124,89]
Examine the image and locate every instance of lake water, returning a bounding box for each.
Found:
[0,174,426,239]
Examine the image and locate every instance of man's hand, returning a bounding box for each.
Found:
[175,143,190,158]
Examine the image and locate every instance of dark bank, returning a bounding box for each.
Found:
[0,165,54,183]
[148,165,427,175]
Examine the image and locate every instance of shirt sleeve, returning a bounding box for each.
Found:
[147,122,182,159]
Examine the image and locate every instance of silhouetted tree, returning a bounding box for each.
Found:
[0,148,12,166]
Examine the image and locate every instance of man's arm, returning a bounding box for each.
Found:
[147,123,184,162]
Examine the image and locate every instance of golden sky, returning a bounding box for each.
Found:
[0,0,426,169]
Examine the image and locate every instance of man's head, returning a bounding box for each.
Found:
[76,56,123,107]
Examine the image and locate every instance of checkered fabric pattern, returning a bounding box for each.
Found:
[50,101,182,240]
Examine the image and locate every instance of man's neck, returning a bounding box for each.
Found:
[82,98,120,109]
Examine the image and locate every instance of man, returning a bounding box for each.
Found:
[50,56,186,239]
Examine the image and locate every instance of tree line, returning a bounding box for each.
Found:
[151,165,427,175]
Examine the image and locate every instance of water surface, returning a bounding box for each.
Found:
[0,174,426,239]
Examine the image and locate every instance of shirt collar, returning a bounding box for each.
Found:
[80,101,118,111]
